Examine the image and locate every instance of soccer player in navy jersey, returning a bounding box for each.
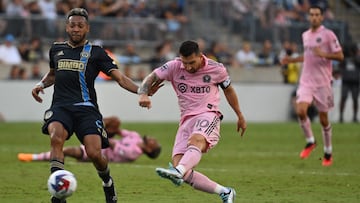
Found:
[31,8,159,203]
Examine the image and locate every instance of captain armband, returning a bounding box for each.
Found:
[219,78,231,89]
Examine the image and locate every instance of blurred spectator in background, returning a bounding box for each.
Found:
[5,0,28,36]
[338,43,360,123]
[7,64,20,79]
[17,39,29,61]
[86,0,101,18]
[18,66,27,79]
[234,41,257,68]
[148,39,176,72]
[55,0,71,16]
[127,0,153,40]
[118,43,141,65]
[99,0,123,39]
[228,0,253,40]
[206,41,234,67]
[196,37,208,53]
[38,0,58,38]
[27,37,44,63]
[280,42,301,84]
[0,34,22,66]
[7,64,28,80]
[206,41,221,62]
[148,43,167,72]
[278,40,291,62]
[29,62,43,80]
[158,1,188,38]
[0,0,6,36]
[27,0,41,35]
[257,39,278,66]
[119,43,142,81]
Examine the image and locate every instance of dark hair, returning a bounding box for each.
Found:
[66,8,89,21]
[143,136,161,159]
[309,5,324,15]
[146,145,161,159]
[179,40,200,57]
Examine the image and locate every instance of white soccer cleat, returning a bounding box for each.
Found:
[155,166,184,186]
[220,187,236,203]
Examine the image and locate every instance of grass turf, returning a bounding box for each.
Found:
[0,122,359,203]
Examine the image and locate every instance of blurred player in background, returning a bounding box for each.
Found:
[30,8,160,203]
[138,40,247,203]
[338,43,360,123]
[18,116,161,163]
[281,5,344,167]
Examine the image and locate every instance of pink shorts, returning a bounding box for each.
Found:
[172,112,221,157]
[296,85,334,112]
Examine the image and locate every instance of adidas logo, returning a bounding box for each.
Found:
[57,51,64,56]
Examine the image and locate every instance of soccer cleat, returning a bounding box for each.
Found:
[103,177,117,203]
[322,153,333,167]
[220,187,236,203]
[299,142,316,159]
[167,163,184,186]
[156,166,184,186]
[51,196,67,203]
[17,153,33,162]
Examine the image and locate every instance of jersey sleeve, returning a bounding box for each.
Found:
[216,63,231,89]
[154,59,178,81]
[95,47,118,76]
[328,31,342,53]
[48,44,56,70]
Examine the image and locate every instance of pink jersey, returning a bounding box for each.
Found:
[154,55,230,124]
[102,129,143,162]
[300,25,342,87]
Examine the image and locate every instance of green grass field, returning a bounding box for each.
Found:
[0,122,359,203]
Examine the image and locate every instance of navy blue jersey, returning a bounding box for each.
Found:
[49,41,117,108]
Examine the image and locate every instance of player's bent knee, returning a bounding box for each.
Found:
[85,148,102,161]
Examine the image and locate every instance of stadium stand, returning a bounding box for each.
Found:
[0,0,358,82]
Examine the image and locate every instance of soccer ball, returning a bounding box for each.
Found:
[47,170,77,199]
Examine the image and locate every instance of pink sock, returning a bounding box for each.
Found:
[183,170,217,194]
[299,117,315,143]
[178,145,202,174]
[322,125,332,154]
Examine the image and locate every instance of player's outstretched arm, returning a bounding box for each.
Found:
[223,85,247,137]
[31,69,55,103]
[110,70,139,94]
[138,72,163,109]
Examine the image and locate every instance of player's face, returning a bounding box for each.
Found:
[144,136,160,151]
[308,8,323,29]
[180,53,203,73]
[66,16,89,46]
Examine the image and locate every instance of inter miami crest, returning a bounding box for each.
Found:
[203,75,211,83]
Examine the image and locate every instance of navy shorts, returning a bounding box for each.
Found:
[42,105,109,148]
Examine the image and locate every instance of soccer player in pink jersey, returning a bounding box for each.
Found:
[281,5,344,167]
[18,116,161,163]
[138,40,247,203]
